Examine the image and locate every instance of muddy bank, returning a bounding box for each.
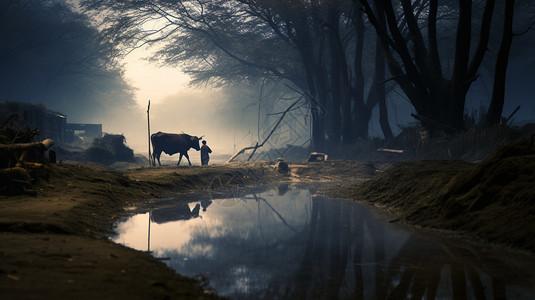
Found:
[0,233,211,299]
[0,162,286,299]
[1,147,534,298]
[0,160,378,299]
[341,139,535,253]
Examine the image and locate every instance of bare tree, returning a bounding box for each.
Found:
[359,0,497,133]
[83,0,397,151]
[485,0,515,126]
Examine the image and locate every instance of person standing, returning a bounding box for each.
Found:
[200,140,212,166]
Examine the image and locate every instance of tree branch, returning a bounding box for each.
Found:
[227,98,302,163]
[427,0,443,75]
[467,0,495,79]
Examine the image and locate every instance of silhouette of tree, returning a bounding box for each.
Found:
[357,0,495,133]
[0,0,134,122]
[486,0,515,126]
[82,0,396,150]
[358,0,533,134]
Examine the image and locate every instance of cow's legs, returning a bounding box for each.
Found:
[177,152,192,166]
[184,152,192,166]
[152,150,162,166]
[155,151,162,166]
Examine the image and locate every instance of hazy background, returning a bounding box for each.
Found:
[119,50,259,156]
[1,0,534,161]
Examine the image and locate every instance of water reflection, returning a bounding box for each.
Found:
[151,204,200,223]
[113,185,535,299]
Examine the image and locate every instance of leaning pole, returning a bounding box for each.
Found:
[147,100,152,166]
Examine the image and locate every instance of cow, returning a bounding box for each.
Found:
[150,131,202,166]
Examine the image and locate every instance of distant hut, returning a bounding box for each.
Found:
[0,100,103,143]
[0,101,66,142]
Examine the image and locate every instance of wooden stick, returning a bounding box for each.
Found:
[147,100,152,166]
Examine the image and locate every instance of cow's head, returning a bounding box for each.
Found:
[190,135,201,151]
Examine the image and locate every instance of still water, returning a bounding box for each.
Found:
[113,185,535,299]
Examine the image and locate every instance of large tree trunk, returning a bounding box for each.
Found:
[374,1,393,140]
[486,0,514,126]
[354,102,372,140]
[352,2,370,141]
[311,111,326,152]
[328,8,342,145]
[360,0,498,134]
[294,19,328,151]
[339,7,355,144]
[448,0,472,132]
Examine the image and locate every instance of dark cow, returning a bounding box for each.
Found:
[150,131,202,166]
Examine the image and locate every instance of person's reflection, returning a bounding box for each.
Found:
[201,198,212,212]
[276,183,289,196]
[151,203,200,224]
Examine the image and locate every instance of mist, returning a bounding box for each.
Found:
[3,2,535,299]
[122,87,262,157]
[0,0,271,161]
[2,0,535,163]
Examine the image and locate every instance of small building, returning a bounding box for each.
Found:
[0,100,101,143]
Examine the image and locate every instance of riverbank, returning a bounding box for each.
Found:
[335,138,535,253]
[0,162,284,299]
[0,160,379,299]
[1,139,534,298]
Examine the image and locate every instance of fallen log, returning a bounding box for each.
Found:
[377,148,404,154]
[1,139,54,169]
[16,162,44,169]
[0,139,54,153]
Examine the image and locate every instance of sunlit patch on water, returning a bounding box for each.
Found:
[113,185,535,299]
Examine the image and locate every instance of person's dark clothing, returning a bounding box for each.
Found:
[201,144,212,165]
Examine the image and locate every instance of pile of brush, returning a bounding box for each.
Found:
[83,133,135,165]
[0,114,53,195]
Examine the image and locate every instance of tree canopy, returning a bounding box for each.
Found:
[82,0,535,149]
[0,0,135,122]
[83,0,394,150]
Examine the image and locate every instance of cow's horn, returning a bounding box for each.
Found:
[199,135,205,140]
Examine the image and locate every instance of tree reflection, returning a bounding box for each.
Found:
[141,188,534,299]
[284,194,527,300]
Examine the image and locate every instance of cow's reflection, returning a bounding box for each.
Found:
[150,204,201,224]
[201,199,212,212]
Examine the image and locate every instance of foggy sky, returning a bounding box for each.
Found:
[2,0,535,160]
[100,85,262,158]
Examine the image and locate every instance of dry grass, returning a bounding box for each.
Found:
[349,138,535,252]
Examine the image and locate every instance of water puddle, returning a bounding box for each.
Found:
[112,185,535,299]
